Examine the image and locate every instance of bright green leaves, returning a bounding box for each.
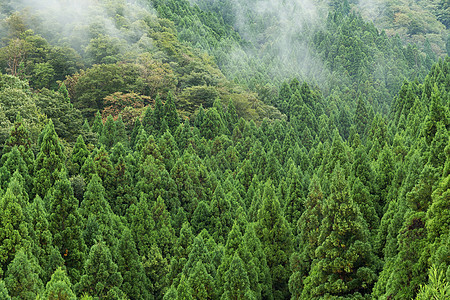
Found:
[75,241,124,299]
[34,120,66,198]
[43,267,76,300]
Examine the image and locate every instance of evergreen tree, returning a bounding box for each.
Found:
[226,99,238,131]
[0,179,29,276]
[129,193,156,256]
[162,286,177,300]
[243,223,272,299]
[255,180,293,299]
[177,274,193,299]
[111,154,136,216]
[4,250,43,300]
[48,172,86,282]
[423,84,448,145]
[130,117,142,150]
[70,135,89,175]
[0,147,32,195]
[289,175,323,299]
[34,120,66,198]
[0,280,10,300]
[142,243,170,299]
[80,155,96,184]
[152,95,165,134]
[93,146,115,203]
[222,254,255,300]
[209,182,233,244]
[26,194,59,283]
[99,115,116,150]
[200,107,227,139]
[75,241,124,299]
[114,114,128,147]
[117,227,152,300]
[182,235,216,279]
[150,196,176,258]
[4,113,30,147]
[80,174,115,247]
[354,97,370,137]
[164,92,180,134]
[91,111,103,139]
[159,130,179,172]
[302,165,377,299]
[415,265,450,300]
[283,162,304,233]
[188,261,216,299]
[43,267,76,300]
[142,104,154,135]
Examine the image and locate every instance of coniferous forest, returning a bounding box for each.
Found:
[0,0,449,299]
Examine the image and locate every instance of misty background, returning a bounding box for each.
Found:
[0,0,448,101]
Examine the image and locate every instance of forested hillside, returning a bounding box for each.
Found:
[0,0,449,299]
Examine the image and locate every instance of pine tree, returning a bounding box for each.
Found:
[376,146,395,210]
[182,235,216,279]
[188,261,215,299]
[0,280,10,299]
[283,162,304,233]
[93,146,115,203]
[302,165,377,299]
[192,200,212,235]
[48,172,86,282]
[91,111,103,139]
[150,196,176,258]
[26,194,59,283]
[111,153,136,216]
[136,153,178,211]
[159,130,180,171]
[0,179,29,276]
[80,174,115,247]
[351,178,379,233]
[256,180,293,299]
[226,99,238,131]
[99,115,116,150]
[70,135,89,175]
[44,267,76,300]
[200,107,227,139]
[34,120,66,198]
[174,119,194,151]
[193,105,205,129]
[289,175,323,299]
[243,223,272,299]
[222,254,256,299]
[4,250,43,300]
[114,114,128,147]
[0,146,32,194]
[164,92,180,134]
[80,155,96,183]
[152,95,165,134]
[142,243,170,299]
[129,193,156,257]
[177,274,193,299]
[58,82,70,102]
[3,113,31,153]
[415,265,450,300]
[81,119,97,146]
[423,84,448,145]
[117,227,152,299]
[75,241,124,298]
[170,149,211,214]
[130,117,142,150]
[209,182,233,244]
[354,96,370,137]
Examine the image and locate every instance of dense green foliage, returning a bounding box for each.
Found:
[0,0,449,299]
